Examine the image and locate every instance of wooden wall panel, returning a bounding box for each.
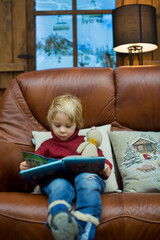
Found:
[138,0,151,5]
[116,0,123,7]
[0,0,12,63]
[12,0,27,75]
[153,0,160,62]
[0,0,26,100]
[124,0,137,4]
[0,0,13,91]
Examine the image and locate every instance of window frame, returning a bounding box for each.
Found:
[26,0,114,71]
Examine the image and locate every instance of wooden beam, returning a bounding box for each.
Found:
[124,0,137,4]
[138,0,152,5]
[116,0,123,7]
[0,63,25,72]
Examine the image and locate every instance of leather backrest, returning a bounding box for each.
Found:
[0,67,115,151]
[1,65,160,152]
[114,65,160,131]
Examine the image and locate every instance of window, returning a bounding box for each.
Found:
[34,0,116,70]
[137,145,144,152]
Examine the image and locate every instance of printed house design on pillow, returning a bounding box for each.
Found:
[123,135,160,173]
[132,137,156,154]
[109,131,160,192]
[131,137,156,173]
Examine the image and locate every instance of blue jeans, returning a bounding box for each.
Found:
[42,173,106,223]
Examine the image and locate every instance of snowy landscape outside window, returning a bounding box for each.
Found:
[35,0,116,70]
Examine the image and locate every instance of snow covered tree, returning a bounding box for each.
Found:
[43,33,72,56]
[123,142,143,168]
[156,138,160,154]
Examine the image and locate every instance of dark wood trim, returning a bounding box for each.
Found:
[26,0,36,71]
[73,13,77,67]
[0,63,25,72]
[34,9,113,16]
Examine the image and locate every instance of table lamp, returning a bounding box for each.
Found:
[112,4,158,65]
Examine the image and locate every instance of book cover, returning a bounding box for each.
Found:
[20,152,105,185]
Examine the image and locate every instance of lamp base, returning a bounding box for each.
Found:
[128,46,143,65]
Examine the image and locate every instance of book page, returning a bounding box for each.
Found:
[22,152,56,167]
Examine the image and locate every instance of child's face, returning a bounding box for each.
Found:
[51,112,77,141]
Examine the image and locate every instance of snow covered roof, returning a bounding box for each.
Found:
[131,137,155,146]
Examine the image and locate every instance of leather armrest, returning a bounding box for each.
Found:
[0,141,30,192]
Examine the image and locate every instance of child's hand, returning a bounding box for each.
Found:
[20,161,32,171]
[99,163,112,178]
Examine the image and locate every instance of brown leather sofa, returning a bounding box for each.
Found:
[0,66,160,240]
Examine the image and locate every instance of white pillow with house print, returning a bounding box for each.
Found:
[108,131,160,193]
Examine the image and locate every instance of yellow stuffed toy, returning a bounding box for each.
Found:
[77,126,102,157]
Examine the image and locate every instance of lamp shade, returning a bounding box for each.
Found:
[112,4,158,53]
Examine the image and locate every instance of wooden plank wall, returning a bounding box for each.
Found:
[116,0,160,65]
[0,0,27,99]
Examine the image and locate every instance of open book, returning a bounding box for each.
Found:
[20,152,105,185]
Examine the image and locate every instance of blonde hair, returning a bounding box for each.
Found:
[47,94,83,129]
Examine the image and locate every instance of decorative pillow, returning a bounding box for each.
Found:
[108,131,160,192]
[32,125,121,193]
[32,131,52,150]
